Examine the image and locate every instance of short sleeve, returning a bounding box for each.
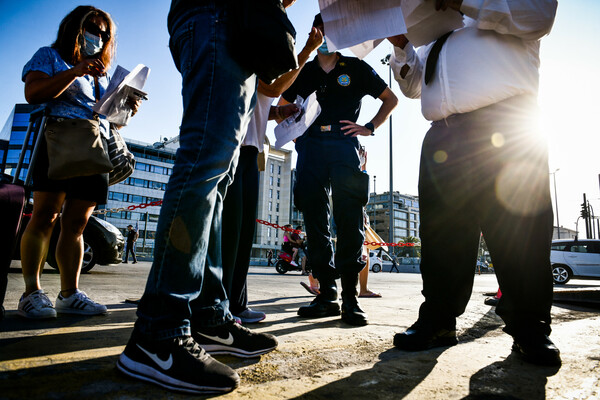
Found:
[22,47,60,82]
[358,60,387,99]
[281,64,315,104]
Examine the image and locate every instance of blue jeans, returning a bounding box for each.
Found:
[136,3,257,341]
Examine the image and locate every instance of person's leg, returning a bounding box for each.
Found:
[222,146,261,318]
[123,243,128,263]
[118,5,259,394]
[52,198,107,315]
[55,198,95,295]
[17,191,64,319]
[131,243,137,263]
[135,5,256,340]
[295,136,339,317]
[20,191,64,295]
[472,98,558,365]
[394,120,481,350]
[330,139,370,326]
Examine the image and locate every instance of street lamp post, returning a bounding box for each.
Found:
[550,169,560,239]
[373,175,377,230]
[382,54,394,244]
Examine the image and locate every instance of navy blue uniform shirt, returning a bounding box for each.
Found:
[282,53,387,128]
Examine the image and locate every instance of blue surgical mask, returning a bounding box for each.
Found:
[318,39,334,55]
[82,31,103,57]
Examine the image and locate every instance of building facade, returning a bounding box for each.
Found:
[101,138,176,256]
[366,191,420,247]
[253,146,294,258]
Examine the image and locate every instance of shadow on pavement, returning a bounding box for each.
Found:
[462,352,560,400]
[292,347,446,400]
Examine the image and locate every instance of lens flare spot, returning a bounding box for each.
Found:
[491,132,505,148]
[495,161,550,216]
[433,150,448,164]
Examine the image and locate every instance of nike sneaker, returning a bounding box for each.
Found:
[117,331,239,394]
[193,320,278,358]
[235,308,266,324]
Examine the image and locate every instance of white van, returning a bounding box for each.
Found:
[550,239,600,284]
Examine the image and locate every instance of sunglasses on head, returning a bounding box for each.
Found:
[84,21,110,42]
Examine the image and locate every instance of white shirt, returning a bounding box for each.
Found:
[242,92,274,150]
[390,0,557,121]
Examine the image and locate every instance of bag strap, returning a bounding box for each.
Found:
[93,76,100,121]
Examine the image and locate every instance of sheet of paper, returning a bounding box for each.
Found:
[93,64,150,126]
[274,92,321,149]
[401,0,464,46]
[318,0,406,57]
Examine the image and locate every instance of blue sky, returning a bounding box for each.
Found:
[1,1,599,234]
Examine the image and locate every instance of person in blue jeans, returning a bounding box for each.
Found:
[117,1,277,394]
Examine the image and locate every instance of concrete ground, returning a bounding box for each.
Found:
[1,261,599,399]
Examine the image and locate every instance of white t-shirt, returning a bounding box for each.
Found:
[242,92,275,150]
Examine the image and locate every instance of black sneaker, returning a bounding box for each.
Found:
[117,333,239,394]
[193,320,278,358]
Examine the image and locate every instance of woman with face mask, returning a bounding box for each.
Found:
[18,6,125,319]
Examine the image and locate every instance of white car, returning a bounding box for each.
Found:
[550,239,600,284]
[369,251,384,273]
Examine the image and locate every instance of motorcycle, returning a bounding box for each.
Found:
[274,251,304,274]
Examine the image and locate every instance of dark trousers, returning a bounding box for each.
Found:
[294,132,369,284]
[417,95,554,336]
[221,146,259,315]
[124,242,137,263]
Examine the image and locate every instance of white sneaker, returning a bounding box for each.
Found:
[290,261,298,267]
[17,289,57,319]
[55,289,107,315]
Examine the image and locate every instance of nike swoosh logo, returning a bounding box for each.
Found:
[136,344,173,370]
[197,332,234,346]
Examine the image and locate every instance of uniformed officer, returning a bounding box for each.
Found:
[278,14,397,326]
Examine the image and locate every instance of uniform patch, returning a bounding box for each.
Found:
[337,74,350,86]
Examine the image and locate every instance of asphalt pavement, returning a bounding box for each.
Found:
[1,261,599,399]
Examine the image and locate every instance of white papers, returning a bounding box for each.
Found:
[274,92,321,149]
[93,64,150,126]
[401,0,464,46]
[318,0,406,58]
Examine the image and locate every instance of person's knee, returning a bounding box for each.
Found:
[60,214,90,237]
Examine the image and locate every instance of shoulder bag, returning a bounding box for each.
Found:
[107,126,136,186]
[44,76,113,180]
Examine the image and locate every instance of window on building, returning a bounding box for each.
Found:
[269,176,273,185]
[276,203,279,212]
[269,189,273,198]
[277,190,280,200]
[278,165,281,175]
[268,228,272,237]
[270,163,274,174]
[268,202,272,211]
[276,216,279,224]
[277,177,280,187]
[268,215,272,223]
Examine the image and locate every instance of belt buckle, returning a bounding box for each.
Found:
[320,125,332,132]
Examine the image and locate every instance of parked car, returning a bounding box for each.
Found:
[550,239,600,284]
[369,251,383,273]
[13,211,124,273]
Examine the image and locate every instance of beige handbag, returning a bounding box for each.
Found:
[44,75,113,180]
[45,117,113,180]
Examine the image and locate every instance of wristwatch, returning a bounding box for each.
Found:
[365,122,375,136]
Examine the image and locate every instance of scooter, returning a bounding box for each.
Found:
[274,252,304,274]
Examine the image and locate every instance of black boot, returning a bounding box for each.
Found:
[341,274,368,326]
[298,281,340,318]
